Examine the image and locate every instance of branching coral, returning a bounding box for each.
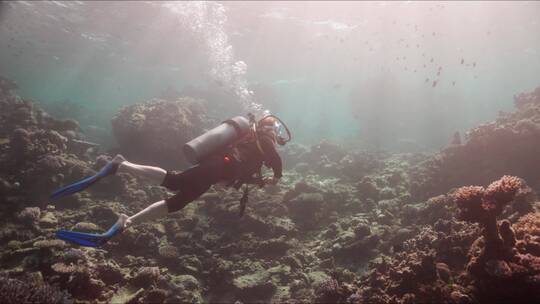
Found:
[451,176,540,302]
[452,175,524,257]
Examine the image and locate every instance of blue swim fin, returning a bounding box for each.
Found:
[56,221,123,247]
[50,162,114,200]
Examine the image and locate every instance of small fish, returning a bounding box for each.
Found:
[437,71,441,76]
[432,80,438,87]
[460,58,464,64]
[425,78,430,83]
[472,62,476,67]
[438,66,442,70]
[430,58,434,63]
[452,81,456,86]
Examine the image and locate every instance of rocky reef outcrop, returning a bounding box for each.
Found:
[111,97,213,169]
[0,76,96,206]
[409,85,540,201]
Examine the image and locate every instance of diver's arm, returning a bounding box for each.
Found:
[260,136,283,181]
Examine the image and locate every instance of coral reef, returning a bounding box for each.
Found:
[1,76,540,303]
[111,97,213,169]
[409,85,540,200]
[453,176,524,255]
[0,276,72,304]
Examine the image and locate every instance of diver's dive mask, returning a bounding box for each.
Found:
[257,114,291,146]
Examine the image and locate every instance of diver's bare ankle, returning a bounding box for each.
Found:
[116,214,130,229]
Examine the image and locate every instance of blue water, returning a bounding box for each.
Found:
[1,1,539,151]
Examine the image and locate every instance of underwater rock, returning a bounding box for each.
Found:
[17,207,41,226]
[286,192,325,229]
[95,261,125,285]
[38,212,58,228]
[233,270,277,301]
[72,222,101,233]
[0,275,71,304]
[158,244,179,260]
[255,236,293,258]
[111,97,212,169]
[33,239,65,249]
[131,266,160,288]
[355,176,380,201]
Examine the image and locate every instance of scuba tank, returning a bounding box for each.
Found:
[183,116,251,164]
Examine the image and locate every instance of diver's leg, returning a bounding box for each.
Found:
[122,183,212,227]
[126,200,169,226]
[117,158,167,185]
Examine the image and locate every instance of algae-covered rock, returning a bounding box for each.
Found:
[34,239,65,249]
[168,275,204,303]
[72,222,101,233]
[131,267,160,288]
[39,212,58,228]
[233,270,277,300]
[18,207,41,226]
[307,271,331,288]
[111,97,211,168]
[287,193,325,229]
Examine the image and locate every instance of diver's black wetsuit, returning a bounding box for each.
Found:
[161,133,282,212]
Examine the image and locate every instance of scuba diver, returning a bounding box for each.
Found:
[52,113,291,247]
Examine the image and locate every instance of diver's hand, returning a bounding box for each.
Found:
[263,177,280,186]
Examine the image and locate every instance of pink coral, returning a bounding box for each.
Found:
[484,175,524,210]
[513,212,540,238]
[453,186,486,222]
[453,176,526,259]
